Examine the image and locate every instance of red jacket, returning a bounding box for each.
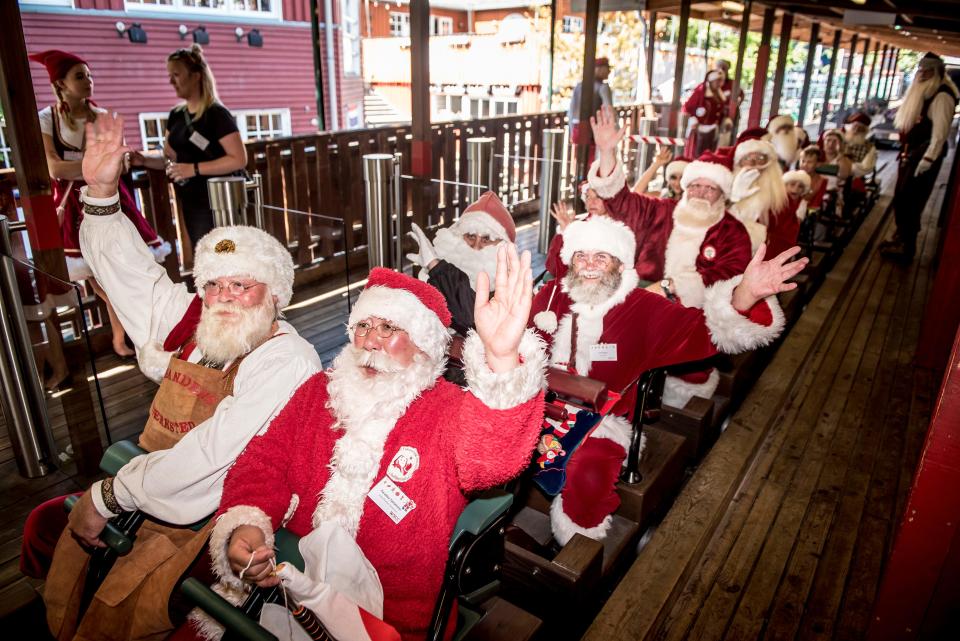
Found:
[683,82,727,126]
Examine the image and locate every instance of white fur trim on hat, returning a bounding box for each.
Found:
[782,170,811,190]
[452,211,509,242]
[680,160,734,198]
[192,226,295,308]
[559,217,636,267]
[767,114,794,132]
[702,275,785,353]
[666,159,690,179]
[734,139,777,166]
[348,285,451,363]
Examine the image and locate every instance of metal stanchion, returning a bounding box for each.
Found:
[538,129,565,255]
[0,216,55,478]
[363,153,395,269]
[246,173,264,229]
[392,154,404,271]
[677,112,690,155]
[208,176,249,227]
[466,137,495,202]
[637,116,659,173]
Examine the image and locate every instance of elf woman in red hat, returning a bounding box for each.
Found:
[29,49,171,357]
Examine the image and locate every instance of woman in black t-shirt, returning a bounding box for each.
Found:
[135,45,246,246]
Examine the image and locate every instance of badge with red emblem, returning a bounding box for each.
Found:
[703,245,716,260]
[386,446,420,483]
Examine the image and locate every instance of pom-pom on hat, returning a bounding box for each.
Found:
[782,170,811,191]
[193,226,296,308]
[454,191,516,242]
[348,268,452,363]
[29,50,87,83]
[680,151,734,198]
[559,217,635,268]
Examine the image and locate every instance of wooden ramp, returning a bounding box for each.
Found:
[583,165,945,640]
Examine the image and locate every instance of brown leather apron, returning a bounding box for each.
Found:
[45,344,252,641]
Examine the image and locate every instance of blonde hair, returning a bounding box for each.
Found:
[168,44,220,119]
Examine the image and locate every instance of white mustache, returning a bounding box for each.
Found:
[356,349,404,373]
[578,269,604,279]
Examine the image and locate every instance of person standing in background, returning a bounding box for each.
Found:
[568,57,614,165]
[135,45,247,247]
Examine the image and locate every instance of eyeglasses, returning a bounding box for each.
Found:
[686,183,722,196]
[740,153,770,168]
[202,281,263,297]
[353,320,404,339]
[572,251,615,267]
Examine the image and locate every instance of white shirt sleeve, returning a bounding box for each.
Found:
[79,189,195,350]
[924,92,956,161]
[852,145,877,177]
[105,331,322,523]
[38,107,53,137]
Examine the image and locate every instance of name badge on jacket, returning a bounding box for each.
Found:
[368,476,416,524]
[590,343,617,362]
[189,130,210,151]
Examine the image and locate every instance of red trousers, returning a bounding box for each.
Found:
[20,493,77,579]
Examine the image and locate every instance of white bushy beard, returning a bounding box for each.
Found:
[432,227,500,291]
[326,343,441,432]
[194,298,276,365]
[894,76,939,133]
[844,126,868,147]
[563,265,622,306]
[732,164,788,225]
[674,194,725,229]
[770,128,799,165]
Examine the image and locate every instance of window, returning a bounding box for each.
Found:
[562,16,583,34]
[432,93,517,122]
[390,12,410,37]
[138,113,169,150]
[431,15,453,36]
[341,0,361,76]
[0,117,12,169]
[124,0,281,19]
[234,108,291,141]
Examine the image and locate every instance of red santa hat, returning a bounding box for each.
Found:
[348,268,452,363]
[453,191,516,242]
[845,111,871,127]
[192,226,296,308]
[559,216,636,268]
[782,170,811,192]
[665,156,692,179]
[767,114,795,133]
[680,151,734,198]
[28,50,87,83]
[733,127,777,166]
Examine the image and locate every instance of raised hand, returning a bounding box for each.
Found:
[731,168,761,203]
[551,201,575,231]
[474,243,533,373]
[732,244,809,311]
[589,105,630,154]
[82,112,130,199]
[654,146,673,167]
[405,222,439,269]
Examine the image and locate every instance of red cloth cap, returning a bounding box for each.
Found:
[845,111,871,127]
[595,57,610,68]
[696,150,733,171]
[362,268,452,328]
[29,50,87,82]
[736,127,769,146]
[461,191,516,242]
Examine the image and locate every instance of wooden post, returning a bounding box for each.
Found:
[747,6,776,129]
[409,0,431,230]
[866,41,882,99]
[309,0,327,131]
[886,49,900,100]
[547,0,557,110]
[877,45,891,99]
[839,34,857,113]
[854,37,871,106]
[818,28,842,135]
[669,0,691,136]
[647,10,657,103]
[769,12,793,117]
[730,0,752,129]
[574,0,601,198]
[797,21,819,128]
[704,21,711,67]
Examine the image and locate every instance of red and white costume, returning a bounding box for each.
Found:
[683,70,730,156]
[530,217,784,544]
[205,270,548,641]
[729,130,791,253]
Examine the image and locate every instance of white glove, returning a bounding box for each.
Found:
[731,168,761,203]
[796,199,808,222]
[405,222,439,269]
[915,158,933,177]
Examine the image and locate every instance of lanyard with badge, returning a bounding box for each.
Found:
[183,109,211,153]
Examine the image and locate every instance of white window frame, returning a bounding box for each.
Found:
[341,0,361,76]
[389,12,410,37]
[562,16,583,34]
[138,112,169,151]
[123,0,282,21]
[233,108,291,141]
[431,15,453,36]
[20,0,75,6]
[0,117,12,169]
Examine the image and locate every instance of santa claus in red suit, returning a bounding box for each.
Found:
[405,191,515,336]
[683,69,731,157]
[196,249,548,641]
[529,212,806,544]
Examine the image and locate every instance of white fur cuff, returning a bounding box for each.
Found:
[209,505,275,590]
[463,329,547,410]
[136,341,174,384]
[663,369,720,409]
[702,275,785,354]
[672,271,707,309]
[550,494,613,546]
[587,158,627,199]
